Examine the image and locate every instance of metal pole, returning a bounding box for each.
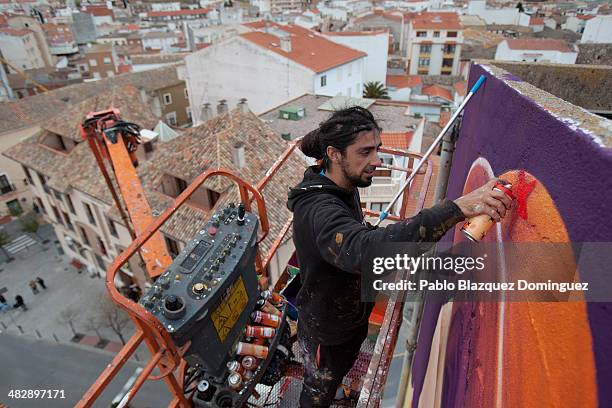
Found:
[373,75,487,226]
[432,117,459,203]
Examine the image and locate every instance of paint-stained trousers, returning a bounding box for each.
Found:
[298,324,366,407]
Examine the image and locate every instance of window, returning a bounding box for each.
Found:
[37,172,50,194]
[337,67,342,81]
[34,197,46,214]
[65,195,75,214]
[0,175,14,195]
[143,141,154,153]
[186,107,192,122]
[420,44,432,54]
[320,75,327,87]
[418,58,430,67]
[22,165,33,185]
[6,199,22,215]
[443,44,456,54]
[442,58,454,68]
[370,202,390,212]
[107,218,118,238]
[53,189,62,201]
[348,62,352,77]
[163,93,172,105]
[79,226,90,246]
[84,203,96,225]
[166,112,177,126]
[447,31,457,37]
[89,59,97,66]
[51,205,63,225]
[184,88,188,99]
[95,254,106,270]
[416,31,427,37]
[63,212,74,231]
[433,31,440,37]
[165,236,180,259]
[97,236,107,256]
[103,57,111,64]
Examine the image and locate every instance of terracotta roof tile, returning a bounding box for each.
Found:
[324,29,389,36]
[386,74,422,89]
[505,38,572,52]
[529,17,544,25]
[410,12,463,30]
[147,8,210,17]
[240,22,366,73]
[422,84,453,102]
[453,80,467,96]
[381,131,414,149]
[0,27,32,36]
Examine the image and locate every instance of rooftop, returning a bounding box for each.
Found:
[410,12,463,31]
[0,27,32,36]
[422,84,453,103]
[240,21,366,73]
[258,94,422,141]
[504,38,573,53]
[0,65,183,135]
[386,74,422,89]
[147,8,210,17]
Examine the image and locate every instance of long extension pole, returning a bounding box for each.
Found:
[373,74,487,226]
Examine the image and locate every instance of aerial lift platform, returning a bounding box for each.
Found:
[75,109,433,408]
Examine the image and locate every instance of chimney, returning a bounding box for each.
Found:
[232,141,246,169]
[280,36,292,53]
[138,85,147,104]
[200,102,213,122]
[217,99,228,115]
[237,98,249,113]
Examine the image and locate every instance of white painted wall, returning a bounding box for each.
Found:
[388,86,411,101]
[323,32,387,84]
[313,58,365,98]
[494,40,578,64]
[467,0,530,26]
[0,32,45,72]
[185,37,314,121]
[581,16,612,44]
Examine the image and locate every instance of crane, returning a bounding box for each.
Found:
[0,55,49,95]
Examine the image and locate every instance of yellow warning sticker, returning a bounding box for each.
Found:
[211,277,248,342]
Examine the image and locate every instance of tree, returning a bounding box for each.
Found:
[0,230,13,261]
[363,81,390,99]
[516,1,524,12]
[58,306,81,337]
[20,214,43,242]
[96,294,131,345]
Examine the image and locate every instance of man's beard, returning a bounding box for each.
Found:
[340,158,374,188]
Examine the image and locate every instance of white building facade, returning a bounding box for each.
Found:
[0,29,46,72]
[494,39,578,64]
[581,15,612,43]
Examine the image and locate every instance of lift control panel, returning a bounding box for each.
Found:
[140,203,260,376]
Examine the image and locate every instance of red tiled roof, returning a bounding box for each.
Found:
[325,29,389,36]
[505,38,572,52]
[453,80,467,96]
[240,22,366,73]
[148,8,210,17]
[0,27,32,36]
[381,131,414,149]
[411,12,463,30]
[576,14,594,20]
[82,6,114,17]
[529,17,544,25]
[196,43,211,50]
[386,74,422,89]
[306,9,320,14]
[422,84,453,102]
[354,10,403,23]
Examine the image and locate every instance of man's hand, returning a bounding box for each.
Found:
[453,179,513,222]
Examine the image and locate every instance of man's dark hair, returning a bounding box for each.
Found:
[300,106,381,169]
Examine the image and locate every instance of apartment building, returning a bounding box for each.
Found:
[184,21,366,120]
[0,28,46,72]
[6,15,54,67]
[84,43,120,79]
[406,12,463,76]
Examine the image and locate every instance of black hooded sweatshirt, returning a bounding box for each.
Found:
[286,165,466,345]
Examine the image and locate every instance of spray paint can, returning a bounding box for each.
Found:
[256,299,282,317]
[243,370,254,381]
[227,360,245,375]
[196,380,214,400]
[461,182,515,242]
[228,372,243,391]
[245,325,276,339]
[261,290,283,305]
[251,311,280,328]
[236,341,269,359]
[241,356,259,371]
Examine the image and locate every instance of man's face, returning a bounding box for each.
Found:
[338,130,383,188]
